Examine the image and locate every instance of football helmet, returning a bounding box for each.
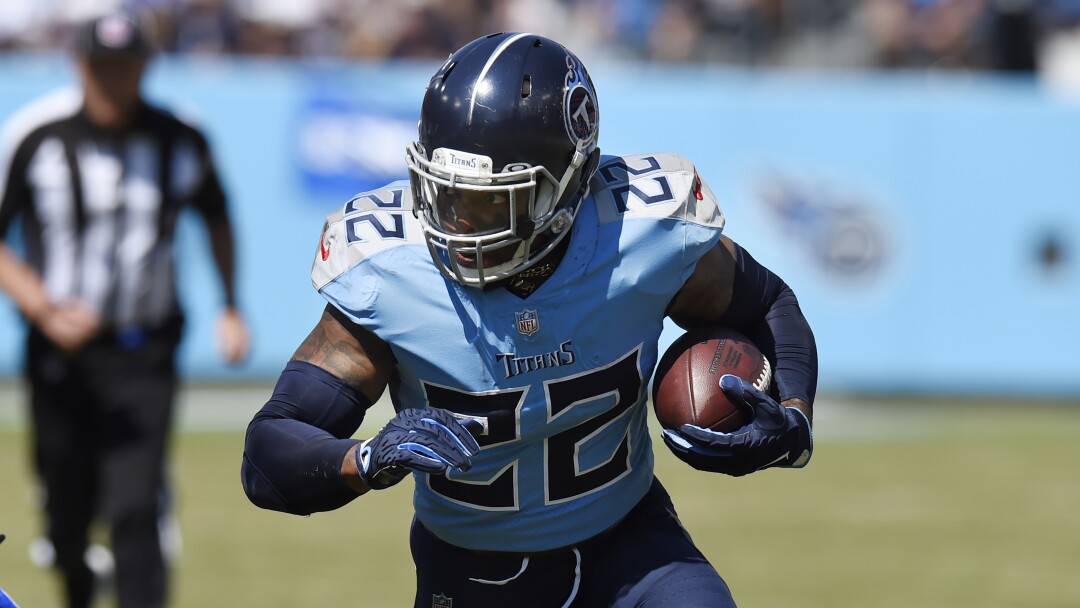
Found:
[406,32,601,287]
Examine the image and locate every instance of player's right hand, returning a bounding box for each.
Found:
[356,407,481,490]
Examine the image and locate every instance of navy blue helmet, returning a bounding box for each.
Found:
[406,33,601,287]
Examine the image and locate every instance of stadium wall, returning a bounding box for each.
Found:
[0,54,1077,397]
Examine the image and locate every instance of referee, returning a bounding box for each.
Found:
[0,12,249,608]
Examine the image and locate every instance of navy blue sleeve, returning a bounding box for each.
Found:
[718,243,818,406]
[241,360,372,516]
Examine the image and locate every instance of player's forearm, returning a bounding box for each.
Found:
[241,361,373,515]
[243,415,362,514]
[0,242,51,324]
[716,243,818,411]
[762,290,817,415]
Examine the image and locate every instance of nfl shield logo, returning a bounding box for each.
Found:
[515,308,540,336]
[432,594,452,608]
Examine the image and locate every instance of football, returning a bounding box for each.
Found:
[652,327,772,432]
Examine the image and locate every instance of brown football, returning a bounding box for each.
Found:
[652,327,772,432]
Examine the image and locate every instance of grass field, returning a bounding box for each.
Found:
[1,385,1079,607]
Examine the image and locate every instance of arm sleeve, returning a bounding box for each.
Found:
[717,243,818,406]
[241,360,373,516]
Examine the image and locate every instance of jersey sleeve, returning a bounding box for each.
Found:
[0,90,84,240]
[309,183,416,320]
[591,152,725,233]
[0,135,30,240]
[310,207,351,292]
[589,152,725,289]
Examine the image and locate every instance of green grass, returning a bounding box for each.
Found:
[2,394,1079,607]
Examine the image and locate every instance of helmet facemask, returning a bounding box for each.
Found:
[408,142,591,288]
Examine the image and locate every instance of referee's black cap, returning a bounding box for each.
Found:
[75,12,154,58]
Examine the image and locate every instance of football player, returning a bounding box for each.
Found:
[242,32,816,607]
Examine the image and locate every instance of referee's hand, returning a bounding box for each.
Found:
[217,307,250,365]
[37,300,100,353]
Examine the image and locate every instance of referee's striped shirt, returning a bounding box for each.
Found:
[0,89,228,330]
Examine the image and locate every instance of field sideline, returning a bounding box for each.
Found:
[1,383,1079,607]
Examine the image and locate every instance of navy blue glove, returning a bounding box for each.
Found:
[356,407,481,490]
[662,374,813,477]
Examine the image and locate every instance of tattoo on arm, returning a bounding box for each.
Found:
[667,236,738,328]
[291,309,392,402]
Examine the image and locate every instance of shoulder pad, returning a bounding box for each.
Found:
[310,182,421,290]
[589,153,724,230]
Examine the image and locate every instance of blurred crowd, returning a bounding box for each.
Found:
[3,0,1080,73]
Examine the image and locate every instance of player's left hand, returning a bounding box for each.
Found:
[661,374,812,477]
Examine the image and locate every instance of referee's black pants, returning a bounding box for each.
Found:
[26,322,180,608]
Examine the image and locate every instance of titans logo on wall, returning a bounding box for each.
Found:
[755,172,889,282]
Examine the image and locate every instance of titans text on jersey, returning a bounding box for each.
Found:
[497,339,576,379]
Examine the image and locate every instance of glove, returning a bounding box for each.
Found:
[356,407,481,490]
[662,374,812,477]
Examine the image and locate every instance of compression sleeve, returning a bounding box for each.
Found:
[241,360,372,516]
[718,243,818,407]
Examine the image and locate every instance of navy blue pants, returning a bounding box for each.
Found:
[411,478,737,607]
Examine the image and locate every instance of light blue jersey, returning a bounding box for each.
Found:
[312,153,724,552]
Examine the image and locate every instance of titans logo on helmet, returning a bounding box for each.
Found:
[563,56,598,146]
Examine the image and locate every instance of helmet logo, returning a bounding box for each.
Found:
[564,56,598,146]
[431,148,493,177]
